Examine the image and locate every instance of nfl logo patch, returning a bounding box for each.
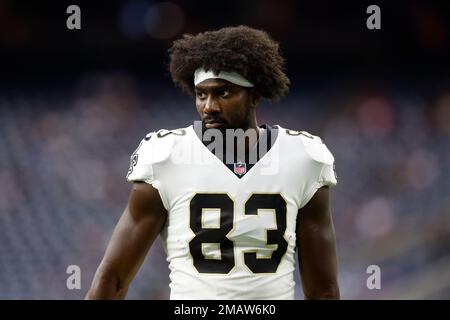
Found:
[234,162,246,175]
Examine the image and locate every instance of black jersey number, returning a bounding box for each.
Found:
[188,193,288,274]
[189,194,235,274]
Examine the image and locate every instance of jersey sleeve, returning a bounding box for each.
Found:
[126,130,180,212]
[299,132,337,209]
[126,132,159,186]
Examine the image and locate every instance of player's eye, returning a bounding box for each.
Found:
[219,90,230,98]
[196,91,207,99]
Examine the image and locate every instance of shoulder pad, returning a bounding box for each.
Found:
[299,131,335,165]
[151,127,189,162]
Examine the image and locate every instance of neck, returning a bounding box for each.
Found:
[243,116,260,152]
[243,108,259,135]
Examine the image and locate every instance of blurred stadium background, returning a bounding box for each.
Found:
[1,0,450,299]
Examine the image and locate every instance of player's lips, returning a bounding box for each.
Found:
[204,121,225,129]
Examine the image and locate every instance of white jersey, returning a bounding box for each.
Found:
[126,124,337,300]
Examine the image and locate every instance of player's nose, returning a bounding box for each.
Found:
[203,95,221,114]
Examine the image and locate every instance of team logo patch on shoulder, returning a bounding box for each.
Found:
[127,153,139,178]
[234,162,246,176]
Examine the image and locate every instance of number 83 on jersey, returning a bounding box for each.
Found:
[188,193,288,274]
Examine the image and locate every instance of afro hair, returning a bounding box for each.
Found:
[168,25,290,101]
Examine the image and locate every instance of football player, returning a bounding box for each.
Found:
[86,26,339,300]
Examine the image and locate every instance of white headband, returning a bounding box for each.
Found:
[194,67,254,87]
